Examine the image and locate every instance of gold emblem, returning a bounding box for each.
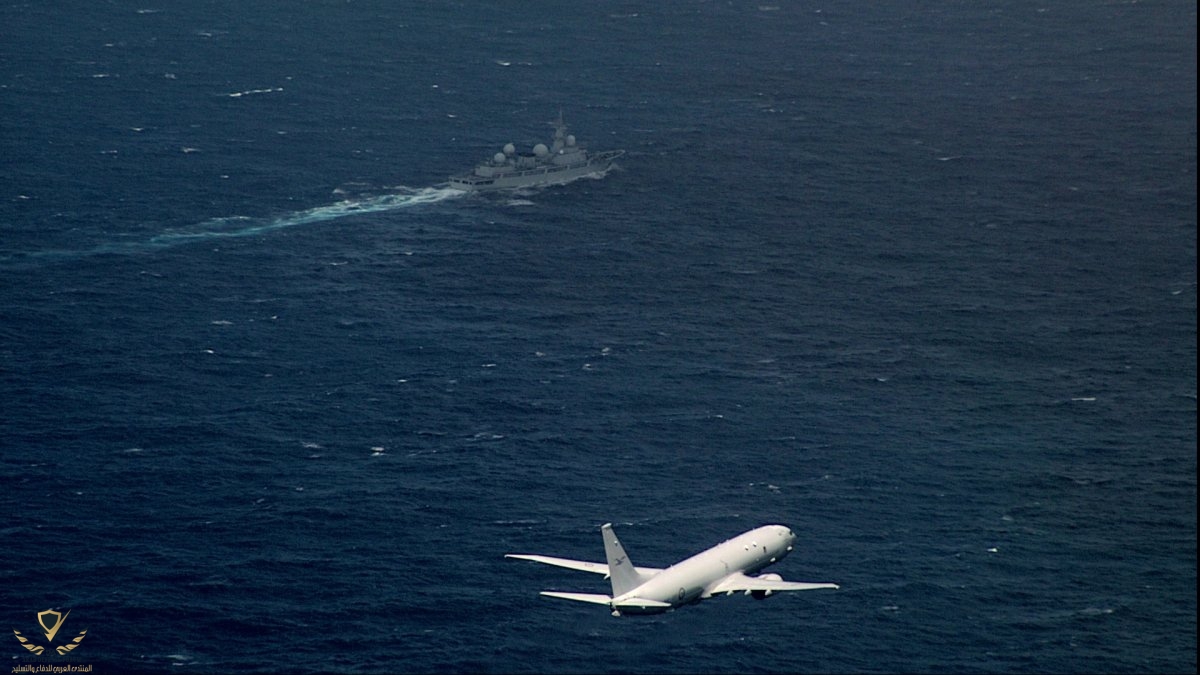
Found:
[38,609,69,642]
[12,609,87,656]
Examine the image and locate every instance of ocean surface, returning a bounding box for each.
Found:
[1,2,1195,673]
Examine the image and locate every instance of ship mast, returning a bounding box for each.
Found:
[551,109,568,153]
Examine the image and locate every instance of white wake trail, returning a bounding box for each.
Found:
[148,186,466,246]
[0,186,467,269]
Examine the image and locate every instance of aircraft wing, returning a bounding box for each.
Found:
[505,554,662,577]
[707,572,840,596]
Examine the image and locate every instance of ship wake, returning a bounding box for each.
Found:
[149,186,465,246]
[2,185,466,268]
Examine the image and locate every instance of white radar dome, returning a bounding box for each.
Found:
[533,143,549,156]
[493,152,506,163]
[503,143,516,155]
[566,135,576,146]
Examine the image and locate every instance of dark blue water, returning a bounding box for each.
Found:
[2,2,1195,673]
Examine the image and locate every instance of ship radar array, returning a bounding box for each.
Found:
[448,114,624,191]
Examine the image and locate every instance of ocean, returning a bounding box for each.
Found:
[1,2,1195,673]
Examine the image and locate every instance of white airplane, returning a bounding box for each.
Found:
[506,523,838,616]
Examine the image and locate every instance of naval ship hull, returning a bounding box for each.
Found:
[449,150,623,191]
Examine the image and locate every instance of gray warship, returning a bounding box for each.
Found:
[449,115,623,191]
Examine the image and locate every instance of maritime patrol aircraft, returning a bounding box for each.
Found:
[506,523,838,616]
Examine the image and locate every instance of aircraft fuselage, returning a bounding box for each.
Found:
[611,525,795,613]
[508,522,837,616]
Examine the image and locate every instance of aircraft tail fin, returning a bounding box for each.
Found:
[601,523,646,597]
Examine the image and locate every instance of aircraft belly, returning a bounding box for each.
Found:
[618,585,700,610]
[611,602,672,615]
[614,598,672,614]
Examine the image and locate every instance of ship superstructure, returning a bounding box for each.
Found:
[449,115,622,190]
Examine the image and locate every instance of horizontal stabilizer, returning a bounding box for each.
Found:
[506,554,608,575]
[540,591,612,605]
[505,553,662,577]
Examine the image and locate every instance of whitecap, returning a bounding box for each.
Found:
[227,87,283,98]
